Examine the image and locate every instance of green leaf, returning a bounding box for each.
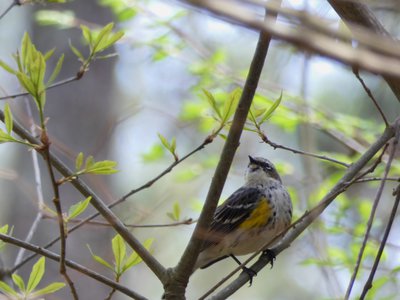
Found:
[167,202,181,221]
[259,92,282,124]
[68,196,91,220]
[96,30,124,53]
[43,48,55,61]
[222,88,241,122]
[27,257,45,293]
[0,224,8,234]
[12,273,25,292]
[80,25,93,47]
[122,238,153,273]
[0,60,16,74]
[112,234,126,274]
[16,72,36,96]
[173,202,181,221]
[87,245,114,271]
[202,89,222,120]
[170,137,176,153]
[30,282,65,297]
[4,103,13,134]
[21,32,32,71]
[158,133,171,150]
[69,40,85,61]
[46,54,64,86]
[92,23,114,53]
[85,160,118,174]
[0,129,17,143]
[84,155,95,169]
[0,281,18,297]
[75,152,84,170]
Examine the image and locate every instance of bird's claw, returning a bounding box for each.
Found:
[262,249,276,269]
[241,267,257,286]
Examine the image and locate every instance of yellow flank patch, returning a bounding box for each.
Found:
[239,197,271,229]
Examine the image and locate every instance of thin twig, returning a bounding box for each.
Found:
[344,141,393,299]
[14,99,44,267]
[0,0,19,20]
[0,234,146,300]
[359,126,400,299]
[42,216,197,228]
[0,76,78,101]
[352,143,389,183]
[353,68,389,126]
[353,177,400,184]
[40,129,78,300]
[360,186,400,299]
[261,133,350,167]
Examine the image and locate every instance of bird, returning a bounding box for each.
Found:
[193,156,292,279]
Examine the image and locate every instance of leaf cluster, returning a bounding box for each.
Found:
[0,257,65,300]
[88,234,153,278]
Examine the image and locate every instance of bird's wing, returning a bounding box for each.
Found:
[201,187,267,250]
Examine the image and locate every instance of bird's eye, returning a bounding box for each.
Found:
[263,164,272,171]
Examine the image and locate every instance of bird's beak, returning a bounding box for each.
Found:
[248,155,256,164]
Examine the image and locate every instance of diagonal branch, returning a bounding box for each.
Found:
[328,0,400,102]
[179,0,400,81]
[0,233,146,300]
[359,126,400,299]
[162,6,279,299]
[208,120,397,299]
[0,109,167,283]
[10,134,211,274]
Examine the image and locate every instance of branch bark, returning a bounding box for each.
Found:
[0,233,147,300]
[163,6,278,299]
[328,0,400,102]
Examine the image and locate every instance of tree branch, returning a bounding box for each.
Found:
[359,126,400,299]
[0,109,167,283]
[179,0,400,80]
[328,0,400,102]
[0,234,147,300]
[163,6,278,299]
[207,120,397,299]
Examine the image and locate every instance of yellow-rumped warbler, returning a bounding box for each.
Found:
[193,156,292,274]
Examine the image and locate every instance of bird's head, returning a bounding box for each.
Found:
[245,156,282,186]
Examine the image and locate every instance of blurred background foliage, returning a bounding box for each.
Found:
[0,0,399,299]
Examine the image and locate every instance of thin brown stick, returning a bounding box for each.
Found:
[42,215,196,228]
[40,130,78,300]
[0,76,78,101]
[0,0,19,20]
[353,68,389,126]
[359,127,400,299]
[260,133,350,167]
[0,234,146,300]
[344,142,393,299]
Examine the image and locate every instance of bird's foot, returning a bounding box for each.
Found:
[241,266,257,286]
[261,249,276,269]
